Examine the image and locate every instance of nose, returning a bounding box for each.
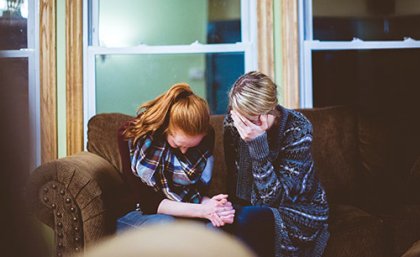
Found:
[180,147,188,154]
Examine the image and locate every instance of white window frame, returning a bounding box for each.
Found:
[83,0,258,146]
[0,0,40,170]
[299,0,420,108]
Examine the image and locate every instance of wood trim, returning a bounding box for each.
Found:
[40,0,57,163]
[257,0,274,78]
[281,0,300,108]
[66,0,84,155]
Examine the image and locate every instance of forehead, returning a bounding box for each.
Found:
[232,107,259,119]
[170,130,204,147]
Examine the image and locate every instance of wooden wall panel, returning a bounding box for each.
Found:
[281,0,300,108]
[40,0,57,163]
[66,0,84,155]
[257,0,275,79]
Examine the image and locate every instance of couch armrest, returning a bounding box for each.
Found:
[26,152,132,256]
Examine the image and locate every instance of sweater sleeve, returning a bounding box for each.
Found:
[247,120,315,206]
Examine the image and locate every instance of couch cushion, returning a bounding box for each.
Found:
[323,204,393,257]
[381,204,420,256]
[87,113,133,172]
[208,115,228,196]
[299,106,362,204]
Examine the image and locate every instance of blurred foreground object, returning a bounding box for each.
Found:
[79,221,255,257]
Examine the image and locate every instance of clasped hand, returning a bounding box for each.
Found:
[202,194,235,227]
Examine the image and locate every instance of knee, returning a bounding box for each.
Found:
[145,214,176,225]
[236,206,273,228]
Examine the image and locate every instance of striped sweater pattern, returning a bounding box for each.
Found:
[224,105,329,257]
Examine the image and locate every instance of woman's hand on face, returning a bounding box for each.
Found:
[231,110,270,142]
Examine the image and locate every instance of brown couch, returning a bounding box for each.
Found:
[26,106,420,257]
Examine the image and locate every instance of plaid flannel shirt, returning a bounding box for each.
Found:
[129,131,214,203]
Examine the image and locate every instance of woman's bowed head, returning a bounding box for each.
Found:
[229,71,279,142]
[120,83,234,227]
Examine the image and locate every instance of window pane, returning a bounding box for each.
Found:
[0,0,28,50]
[96,0,241,46]
[312,49,420,112]
[95,53,244,115]
[312,49,420,173]
[313,0,420,41]
[0,58,29,172]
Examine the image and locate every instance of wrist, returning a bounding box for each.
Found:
[247,132,269,160]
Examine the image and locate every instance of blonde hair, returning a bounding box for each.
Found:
[228,71,278,117]
[124,83,210,145]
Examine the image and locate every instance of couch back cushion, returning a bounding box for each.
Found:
[299,106,362,204]
[87,107,362,204]
[87,113,133,172]
[207,115,228,196]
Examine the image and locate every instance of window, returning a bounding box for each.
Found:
[299,0,420,107]
[0,0,39,171]
[84,0,257,130]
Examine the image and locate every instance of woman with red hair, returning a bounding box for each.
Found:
[117,83,234,230]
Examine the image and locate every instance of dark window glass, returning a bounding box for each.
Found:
[313,0,420,41]
[0,0,28,50]
[312,49,420,170]
[0,58,29,173]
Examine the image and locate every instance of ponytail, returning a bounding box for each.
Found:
[123,83,210,145]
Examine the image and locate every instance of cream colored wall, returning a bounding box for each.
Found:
[315,0,420,17]
[274,0,283,104]
[57,0,66,158]
[208,0,241,21]
[314,0,369,17]
[396,0,420,15]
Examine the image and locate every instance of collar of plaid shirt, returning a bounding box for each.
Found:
[129,131,214,203]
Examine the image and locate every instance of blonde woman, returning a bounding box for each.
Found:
[117,83,234,230]
[224,72,329,257]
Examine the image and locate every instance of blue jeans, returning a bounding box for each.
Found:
[223,205,275,257]
[116,210,215,233]
[117,211,177,233]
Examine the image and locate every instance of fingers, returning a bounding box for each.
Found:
[211,213,224,227]
[217,209,235,217]
[231,111,246,131]
[212,194,228,201]
[221,214,235,224]
[260,114,269,129]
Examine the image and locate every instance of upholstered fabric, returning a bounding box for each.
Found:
[323,204,392,257]
[87,113,132,172]
[207,115,228,196]
[27,106,420,257]
[300,107,362,204]
[27,152,133,256]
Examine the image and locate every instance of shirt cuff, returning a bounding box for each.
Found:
[246,132,270,160]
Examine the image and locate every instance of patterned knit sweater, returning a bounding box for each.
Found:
[223,105,329,257]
